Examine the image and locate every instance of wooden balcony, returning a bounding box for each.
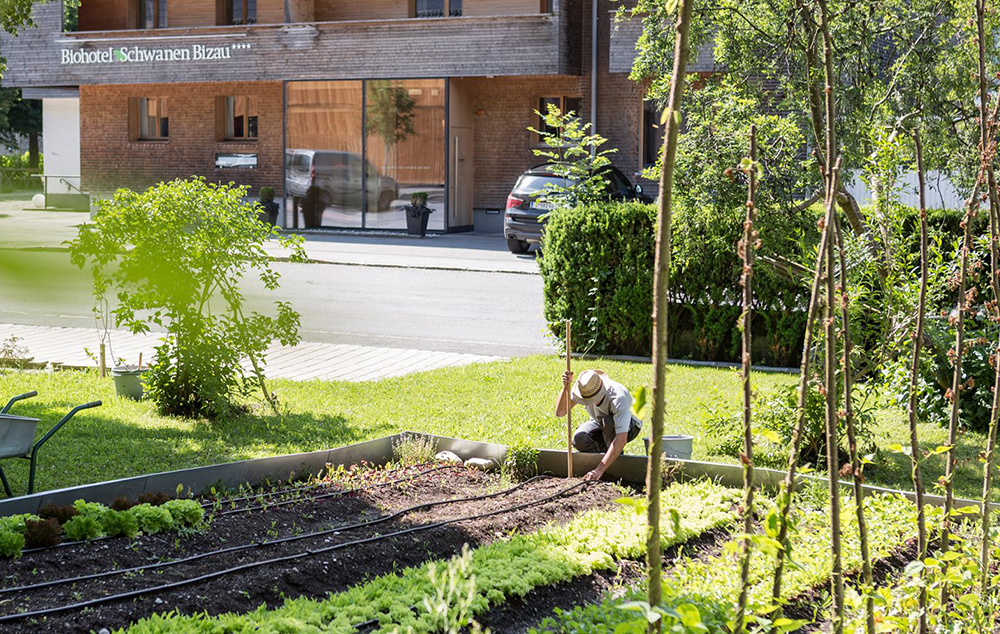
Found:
[1,1,581,88]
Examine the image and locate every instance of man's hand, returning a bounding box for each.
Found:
[563,370,574,388]
[583,468,603,481]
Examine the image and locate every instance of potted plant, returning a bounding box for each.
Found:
[402,192,432,237]
[302,186,325,229]
[257,186,280,227]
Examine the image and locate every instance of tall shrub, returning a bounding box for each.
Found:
[539,201,655,356]
[70,178,307,418]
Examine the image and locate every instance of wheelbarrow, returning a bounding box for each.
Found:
[0,391,102,497]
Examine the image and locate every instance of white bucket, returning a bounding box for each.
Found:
[644,434,694,460]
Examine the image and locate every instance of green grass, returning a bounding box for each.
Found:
[0,355,991,500]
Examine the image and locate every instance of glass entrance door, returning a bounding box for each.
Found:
[285,78,446,231]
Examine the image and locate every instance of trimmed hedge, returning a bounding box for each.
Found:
[539,202,656,357]
[539,201,817,365]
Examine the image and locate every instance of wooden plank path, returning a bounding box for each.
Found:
[0,323,504,381]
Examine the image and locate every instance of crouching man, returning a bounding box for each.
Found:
[554,369,642,481]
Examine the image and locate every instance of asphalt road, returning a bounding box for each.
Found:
[0,251,553,357]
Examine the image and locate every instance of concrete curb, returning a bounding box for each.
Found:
[0,246,541,276]
[0,432,987,516]
[571,352,798,374]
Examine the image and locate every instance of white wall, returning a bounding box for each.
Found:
[41,98,81,196]
[844,169,966,210]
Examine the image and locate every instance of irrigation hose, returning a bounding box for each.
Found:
[19,464,463,556]
[202,461,441,511]
[0,473,554,596]
[0,479,592,624]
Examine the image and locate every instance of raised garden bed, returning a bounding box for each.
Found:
[0,434,983,634]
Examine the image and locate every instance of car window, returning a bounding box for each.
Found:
[516,174,571,194]
[604,168,629,194]
[291,154,310,172]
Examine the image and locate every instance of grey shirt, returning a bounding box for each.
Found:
[571,377,641,435]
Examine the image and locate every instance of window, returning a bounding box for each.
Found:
[414,0,461,17]
[223,96,258,140]
[224,0,257,25]
[642,100,665,168]
[133,97,169,141]
[536,96,583,141]
[136,0,167,29]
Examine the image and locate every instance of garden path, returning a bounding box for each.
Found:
[0,322,503,381]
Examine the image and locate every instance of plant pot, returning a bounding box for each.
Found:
[303,205,323,229]
[643,434,694,460]
[112,365,148,401]
[405,208,431,237]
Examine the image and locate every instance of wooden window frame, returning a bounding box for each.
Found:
[135,0,166,29]
[217,96,259,142]
[534,95,583,144]
[409,0,461,18]
[220,0,257,26]
[130,97,169,142]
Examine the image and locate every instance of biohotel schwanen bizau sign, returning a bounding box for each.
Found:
[61,42,252,65]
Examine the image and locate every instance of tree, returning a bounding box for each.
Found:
[68,178,307,419]
[365,80,416,181]
[0,89,41,168]
[646,0,695,630]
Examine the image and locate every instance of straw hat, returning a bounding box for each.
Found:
[572,369,608,405]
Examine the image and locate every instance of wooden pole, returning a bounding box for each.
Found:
[99,343,106,378]
[565,319,573,478]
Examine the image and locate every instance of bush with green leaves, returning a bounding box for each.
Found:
[130,503,174,535]
[539,201,657,355]
[63,514,104,541]
[69,177,307,419]
[162,499,204,528]
[539,199,815,361]
[702,380,879,468]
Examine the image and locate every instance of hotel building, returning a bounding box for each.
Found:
[1,0,690,232]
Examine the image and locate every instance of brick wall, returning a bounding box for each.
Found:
[79,81,284,197]
[78,0,131,32]
[457,0,643,211]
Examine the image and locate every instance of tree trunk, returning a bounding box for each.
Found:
[735,126,758,632]
[28,132,39,170]
[824,191,844,634]
[975,0,1000,597]
[646,0,695,625]
[834,215,873,634]
[910,132,930,634]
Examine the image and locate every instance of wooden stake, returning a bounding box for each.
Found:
[99,343,106,378]
[565,319,573,478]
[138,352,143,371]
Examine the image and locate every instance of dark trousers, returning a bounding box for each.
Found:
[573,415,642,453]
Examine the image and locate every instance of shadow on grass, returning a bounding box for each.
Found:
[0,395,392,495]
[863,433,991,501]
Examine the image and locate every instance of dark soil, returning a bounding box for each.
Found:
[0,469,624,633]
[479,525,737,634]
[785,537,921,628]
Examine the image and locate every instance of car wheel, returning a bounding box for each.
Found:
[377,191,395,212]
[507,236,530,254]
[319,190,333,209]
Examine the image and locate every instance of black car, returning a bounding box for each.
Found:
[503,164,651,254]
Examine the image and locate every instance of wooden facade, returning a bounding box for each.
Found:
[1,1,578,88]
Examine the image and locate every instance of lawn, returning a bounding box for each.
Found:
[0,355,990,500]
